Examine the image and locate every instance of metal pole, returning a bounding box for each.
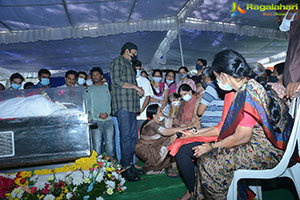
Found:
[177,27,185,66]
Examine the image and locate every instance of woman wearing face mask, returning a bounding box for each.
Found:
[149,69,169,109]
[135,104,185,175]
[176,66,197,93]
[165,70,177,95]
[173,84,201,128]
[172,49,293,200]
[197,67,225,128]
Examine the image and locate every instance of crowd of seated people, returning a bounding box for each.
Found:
[0,48,296,200]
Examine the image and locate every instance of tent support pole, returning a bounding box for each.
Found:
[178,27,184,66]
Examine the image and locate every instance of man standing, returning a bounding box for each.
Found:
[59,70,78,88]
[86,67,115,158]
[32,69,51,89]
[110,42,144,181]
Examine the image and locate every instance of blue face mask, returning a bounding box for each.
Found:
[11,83,21,90]
[195,64,203,70]
[40,78,50,86]
[136,70,141,78]
[153,77,162,83]
[182,93,192,102]
[217,79,232,91]
[77,78,86,85]
[181,73,187,79]
[166,79,173,85]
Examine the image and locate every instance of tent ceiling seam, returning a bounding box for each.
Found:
[127,0,137,22]
[62,0,73,26]
[0,21,12,31]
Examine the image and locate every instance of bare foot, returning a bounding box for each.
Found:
[176,190,191,200]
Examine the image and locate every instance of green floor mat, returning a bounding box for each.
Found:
[102,174,298,200]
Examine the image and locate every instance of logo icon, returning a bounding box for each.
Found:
[230,2,246,17]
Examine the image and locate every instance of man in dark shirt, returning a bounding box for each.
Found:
[32,68,51,89]
[110,42,144,181]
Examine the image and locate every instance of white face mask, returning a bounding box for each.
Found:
[279,10,297,32]
[182,93,192,102]
[217,79,233,91]
[86,79,93,86]
[171,101,180,107]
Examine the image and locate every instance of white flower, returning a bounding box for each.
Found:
[47,175,54,181]
[55,173,65,181]
[83,170,90,178]
[34,176,49,190]
[96,197,104,200]
[111,172,119,179]
[70,171,84,186]
[121,186,127,191]
[30,175,39,182]
[106,180,115,189]
[43,194,55,200]
[120,177,125,186]
[66,193,73,199]
[95,172,104,183]
[16,188,24,199]
[72,175,84,186]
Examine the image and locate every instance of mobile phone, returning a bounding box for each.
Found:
[176,131,183,138]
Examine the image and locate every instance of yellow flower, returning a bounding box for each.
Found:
[108,174,111,178]
[34,169,52,175]
[106,188,114,195]
[106,167,112,172]
[20,171,32,178]
[63,187,69,194]
[56,193,64,200]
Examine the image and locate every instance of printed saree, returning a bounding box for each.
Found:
[194,79,294,200]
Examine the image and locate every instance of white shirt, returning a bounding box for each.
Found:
[136,76,153,120]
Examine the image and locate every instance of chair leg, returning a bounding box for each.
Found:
[287,164,300,199]
[249,186,262,200]
[227,177,239,200]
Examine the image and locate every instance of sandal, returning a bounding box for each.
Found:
[165,168,179,178]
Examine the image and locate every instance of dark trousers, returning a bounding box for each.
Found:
[176,142,203,193]
[116,110,138,168]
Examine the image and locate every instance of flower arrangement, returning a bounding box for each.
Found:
[0,151,126,200]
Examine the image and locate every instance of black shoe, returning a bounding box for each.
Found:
[122,167,141,182]
[132,165,144,176]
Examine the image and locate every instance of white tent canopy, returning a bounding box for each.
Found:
[0,0,288,77]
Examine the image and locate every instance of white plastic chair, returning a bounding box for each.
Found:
[227,97,300,200]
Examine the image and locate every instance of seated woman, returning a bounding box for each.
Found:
[174,49,293,200]
[176,66,197,92]
[135,104,184,174]
[165,70,177,95]
[197,67,225,128]
[173,84,201,128]
[149,69,169,109]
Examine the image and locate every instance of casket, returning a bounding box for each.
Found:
[0,87,91,170]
